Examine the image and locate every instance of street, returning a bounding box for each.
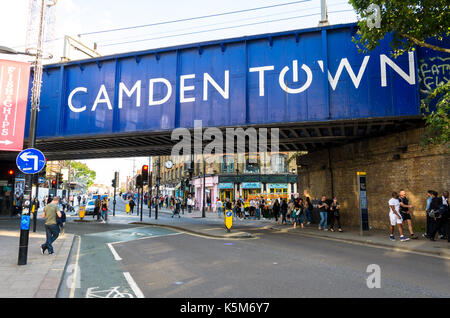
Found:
[5,197,441,298]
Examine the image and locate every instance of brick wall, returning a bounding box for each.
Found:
[297,128,450,230]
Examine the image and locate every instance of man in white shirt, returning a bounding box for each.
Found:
[389,192,410,242]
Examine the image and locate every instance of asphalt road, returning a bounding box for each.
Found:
[2,197,449,298]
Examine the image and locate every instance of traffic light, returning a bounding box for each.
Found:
[142,165,148,185]
[51,180,57,188]
[112,179,116,187]
[8,169,14,176]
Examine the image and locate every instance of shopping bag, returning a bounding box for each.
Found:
[126,203,130,213]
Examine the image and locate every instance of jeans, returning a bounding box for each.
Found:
[256,208,260,220]
[101,210,107,220]
[42,224,60,254]
[319,211,328,229]
[218,207,222,217]
[297,212,304,224]
[305,208,311,223]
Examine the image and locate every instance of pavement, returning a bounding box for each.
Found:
[0,221,74,298]
[0,202,449,298]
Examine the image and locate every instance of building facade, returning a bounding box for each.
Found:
[151,152,299,210]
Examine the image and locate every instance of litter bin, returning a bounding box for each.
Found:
[79,205,86,220]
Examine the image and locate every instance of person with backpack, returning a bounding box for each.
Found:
[128,197,136,214]
[172,198,181,218]
[40,197,62,255]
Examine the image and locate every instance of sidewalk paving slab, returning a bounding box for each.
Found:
[0,229,74,298]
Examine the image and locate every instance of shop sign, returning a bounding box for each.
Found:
[241,182,261,189]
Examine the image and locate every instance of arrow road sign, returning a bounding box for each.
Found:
[16,148,46,174]
[0,140,13,145]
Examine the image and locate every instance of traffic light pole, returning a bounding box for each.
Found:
[140,186,143,222]
[32,174,39,233]
[18,0,45,266]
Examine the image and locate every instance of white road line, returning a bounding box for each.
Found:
[107,243,122,261]
[123,272,144,298]
[70,235,82,298]
[108,232,183,246]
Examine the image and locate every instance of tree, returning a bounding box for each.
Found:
[66,161,96,188]
[349,0,449,145]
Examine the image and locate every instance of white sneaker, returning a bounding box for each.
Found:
[400,236,410,242]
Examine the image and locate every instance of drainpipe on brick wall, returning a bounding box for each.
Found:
[327,147,335,198]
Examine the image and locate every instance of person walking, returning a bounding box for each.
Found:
[389,192,410,242]
[100,198,108,223]
[280,199,288,224]
[129,197,136,214]
[94,196,101,219]
[272,199,280,224]
[40,197,62,255]
[318,196,328,230]
[217,197,223,218]
[172,198,181,218]
[398,190,418,239]
[57,201,66,235]
[329,197,343,232]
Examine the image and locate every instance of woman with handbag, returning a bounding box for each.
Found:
[100,198,108,223]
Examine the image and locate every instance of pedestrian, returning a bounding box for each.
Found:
[329,197,343,232]
[187,196,193,213]
[40,196,62,255]
[129,197,135,214]
[429,191,449,241]
[398,190,418,239]
[272,199,280,224]
[294,198,305,229]
[280,199,288,224]
[305,196,312,225]
[318,195,328,231]
[77,195,81,206]
[389,192,410,242]
[57,202,66,235]
[440,191,449,240]
[172,198,181,218]
[217,197,223,217]
[100,198,108,223]
[94,196,101,219]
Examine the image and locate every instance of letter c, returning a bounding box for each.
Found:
[68,87,87,112]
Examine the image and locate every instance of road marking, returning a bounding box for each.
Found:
[69,235,82,298]
[123,272,144,298]
[107,243,122,261]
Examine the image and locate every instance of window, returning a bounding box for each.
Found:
[271,154,287,173]
[245,154,260,173]
[221,155,234,173]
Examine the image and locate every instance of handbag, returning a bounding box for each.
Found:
[428,209,441,218]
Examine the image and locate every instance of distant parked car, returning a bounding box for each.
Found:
[85,200,96,215]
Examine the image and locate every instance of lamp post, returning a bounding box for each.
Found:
[16,0,49,266]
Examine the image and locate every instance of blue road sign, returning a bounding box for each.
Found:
[16,148,46,174]
[38,177,45,184]
[20,215,30,230]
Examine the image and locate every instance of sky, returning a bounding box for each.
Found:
[0,0,357,186]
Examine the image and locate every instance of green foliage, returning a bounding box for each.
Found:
[66,161,96,188]
[420,82,450,145]
[349,0,450,56]
[349,0,450,145]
